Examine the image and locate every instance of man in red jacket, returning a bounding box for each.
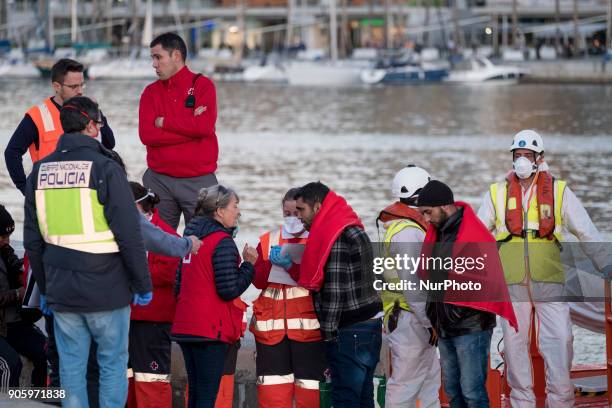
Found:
[139,32,219,229]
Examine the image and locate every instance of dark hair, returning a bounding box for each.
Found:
[60,96,100,133]
[51,58,84,84]
[294,182,330,208]
[130,182,160,213]
[150,32,187,62]
[282,188,301,205]
[105,149,127,175]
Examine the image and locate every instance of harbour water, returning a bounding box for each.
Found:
[0,78,610,366]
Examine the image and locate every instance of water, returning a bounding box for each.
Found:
[1,78,610,366]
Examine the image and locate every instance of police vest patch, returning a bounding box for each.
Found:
[38,161,92,189]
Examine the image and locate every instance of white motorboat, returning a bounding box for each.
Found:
[445,57,526,84]
[286,61,363,87]
[243,64,287,83]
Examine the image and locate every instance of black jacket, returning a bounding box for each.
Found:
[426,208,496,339]
[24,133,151,313]
[0,245,23,336]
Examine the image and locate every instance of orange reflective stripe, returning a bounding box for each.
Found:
[260,231,272,261]
[26,97,64,163]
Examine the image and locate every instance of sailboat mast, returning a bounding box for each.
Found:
[329,0,338,62]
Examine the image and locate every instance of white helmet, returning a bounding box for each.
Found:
[391,165,431,199]
[510,130,544,154]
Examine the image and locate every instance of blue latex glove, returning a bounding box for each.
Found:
[40,294,52,316]
[603,265,612,281]
[269,245,292,270]
[133,292,153,306]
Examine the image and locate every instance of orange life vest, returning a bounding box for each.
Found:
[377,201,428,231]
[26,97,64,163]
[250,229,321,345]
[505,171,556,239]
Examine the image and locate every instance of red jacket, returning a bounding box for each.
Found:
[138,66,218,178]
[172,231,244,343]
[419,202,518,331]
[298,191,364,291]
[131,210,180,322]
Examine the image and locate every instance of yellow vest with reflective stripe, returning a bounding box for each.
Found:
[381,219,424,321]
[489,180,566,284]
[35,160,119,254]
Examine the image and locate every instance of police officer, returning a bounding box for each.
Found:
[24,96,152,408]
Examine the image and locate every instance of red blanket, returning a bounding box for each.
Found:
[419,202,518,331]
[298,191,364,291]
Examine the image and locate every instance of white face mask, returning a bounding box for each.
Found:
[513,156,537,179]
[283,216,304,235]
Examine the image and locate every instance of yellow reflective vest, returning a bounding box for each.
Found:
[381,219,424,322]
[489,180,566,284]
[35,160,119,254]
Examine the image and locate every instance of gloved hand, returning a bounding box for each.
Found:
[269,245,292,270]
[602,265,612,281]
[40,294,53,316]
[133,292,153,306]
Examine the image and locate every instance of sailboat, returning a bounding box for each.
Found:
[88,0,156,80]
[285,0,362,87]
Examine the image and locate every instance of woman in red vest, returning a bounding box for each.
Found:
[250,188,326,408]
[172,185,257,408]
[127,182,183,408]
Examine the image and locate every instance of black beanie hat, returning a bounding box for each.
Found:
[0,205,15,236]
[417,180,455,207]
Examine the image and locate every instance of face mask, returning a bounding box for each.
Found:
[283,216,304,234]
[513,156,537,179]
[231,224,239,239]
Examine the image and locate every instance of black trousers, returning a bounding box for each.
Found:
[256,336,326,381]
[3,321,48,387]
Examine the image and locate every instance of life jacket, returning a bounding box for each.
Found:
[26,97,64,163]
[172,231,244,343]
[250,228,321,345]
[489,172,566,285]
[505,171,556,239]
[376,201,428,231]
[378,203,428,324]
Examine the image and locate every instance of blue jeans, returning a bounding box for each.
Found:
[325,319,382,408]
[54,306,130,408]
[179,341,228,408]
[438,329,493,408]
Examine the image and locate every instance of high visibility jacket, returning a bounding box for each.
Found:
[250,228,321,346]
[26,97,64,163]
[259,228,308,262]
[35,161,119,254]
[489,176,566,284]
[381,219,425,322]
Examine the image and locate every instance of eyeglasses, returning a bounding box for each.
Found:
[61,82,86,91]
